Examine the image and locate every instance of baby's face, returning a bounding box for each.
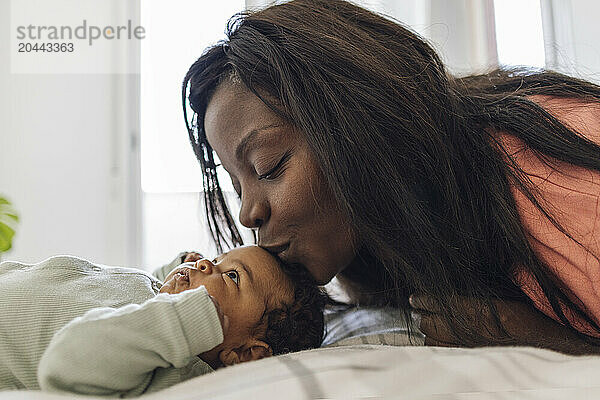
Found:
[160,245,294,359]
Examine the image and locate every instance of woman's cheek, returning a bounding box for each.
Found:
[293,162,327,209]
[274,179,305,219]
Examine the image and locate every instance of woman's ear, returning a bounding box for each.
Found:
[219,339,273,366]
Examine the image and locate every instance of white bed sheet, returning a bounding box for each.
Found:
[1,345,600,399]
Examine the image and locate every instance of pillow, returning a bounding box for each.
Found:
[322,305,424,347]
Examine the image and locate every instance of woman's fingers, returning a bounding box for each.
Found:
[409,294,442,313]
[410,294,509,345]
[410,294,456,344]
[424,337,456,347]
[417,312,460,345]
[410,295,551,347]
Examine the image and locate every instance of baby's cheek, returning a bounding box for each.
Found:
[159,279,176,294]
[158,282,170,293]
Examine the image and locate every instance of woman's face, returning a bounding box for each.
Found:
[203,81,357,284]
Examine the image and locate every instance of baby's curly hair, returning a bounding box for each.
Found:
[254,264,328,355]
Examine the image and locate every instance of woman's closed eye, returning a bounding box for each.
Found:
[257,150,292,181]
[225,270,240,285]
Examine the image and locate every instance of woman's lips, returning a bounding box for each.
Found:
[276,243,292,262]
[278,247,289,259]
[263,242,290,259]
[264,243,289,254]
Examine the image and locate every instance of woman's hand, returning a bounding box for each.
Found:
[409,294,600,355]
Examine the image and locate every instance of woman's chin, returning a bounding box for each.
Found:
[306,263,339,285]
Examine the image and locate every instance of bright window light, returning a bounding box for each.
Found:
[141,1,243,193]
[494,0,545,68]
[140,1,246,268]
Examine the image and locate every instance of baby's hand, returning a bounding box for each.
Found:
[209,295,229,337]
[182,252,203,263]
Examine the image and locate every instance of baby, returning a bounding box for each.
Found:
[0,245,326,397]
[157,246,325,367]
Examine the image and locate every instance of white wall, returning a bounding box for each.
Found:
[0,0,141,266]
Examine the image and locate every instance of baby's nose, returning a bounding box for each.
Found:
[195,259,214,274]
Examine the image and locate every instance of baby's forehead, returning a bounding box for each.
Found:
[222,246,294,296]
[222,245,272,261]
[223,246,283,273]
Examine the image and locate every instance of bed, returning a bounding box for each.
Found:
[1,305,599,399]
[2,345,600,399]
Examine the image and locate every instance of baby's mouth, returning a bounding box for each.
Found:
[175,268,190,282]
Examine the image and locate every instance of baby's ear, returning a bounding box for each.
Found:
[219,339,272,366]
[244,341,272,362]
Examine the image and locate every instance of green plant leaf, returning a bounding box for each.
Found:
[0,222,14,252]
[0,210,18,223]
[0,197,18,253]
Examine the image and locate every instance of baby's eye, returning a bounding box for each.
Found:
[225,270,239,285]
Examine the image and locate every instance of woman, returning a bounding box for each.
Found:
[181,0,600,354]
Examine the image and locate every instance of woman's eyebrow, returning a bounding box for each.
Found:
[235,123,284,160]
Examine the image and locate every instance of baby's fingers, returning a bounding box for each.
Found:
[183,252,203,263]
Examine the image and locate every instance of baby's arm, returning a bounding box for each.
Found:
[38,286,223,397]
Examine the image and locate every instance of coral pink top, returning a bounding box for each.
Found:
[495,96,600,337]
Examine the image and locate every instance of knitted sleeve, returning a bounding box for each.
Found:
[37,286,223,397]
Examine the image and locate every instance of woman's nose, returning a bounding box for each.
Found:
[195,259,214,274]
[238,190,270,229]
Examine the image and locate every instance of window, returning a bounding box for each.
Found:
[494,0,546,68]
[141,1,245,268]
